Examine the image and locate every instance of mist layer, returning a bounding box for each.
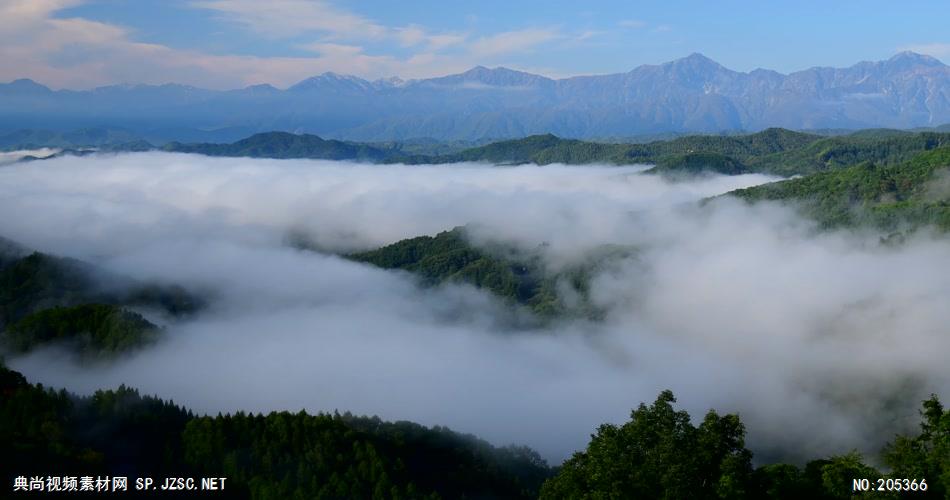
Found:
[2,153,948,463]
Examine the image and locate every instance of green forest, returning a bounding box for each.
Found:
[0,248,198,357]
[729,147,950,232]
[345,227,632,319]
[3,362,947,498]
[146,127,950,179]
[4,303,158,356]
[412,128,950,177]
[539,390,948,499]
[15,126,950,182]
[1,362,550,499]
[164,132,397,162]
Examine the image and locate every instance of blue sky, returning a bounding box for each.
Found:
[2,0,949,89]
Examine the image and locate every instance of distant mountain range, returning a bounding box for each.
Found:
[2,52,950,141]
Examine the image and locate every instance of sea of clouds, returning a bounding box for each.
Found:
[2,152,949,464]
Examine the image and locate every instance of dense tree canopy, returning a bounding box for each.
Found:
[4,303,159,356]
[539,390,754,499]
[1,363,551,499]
[646,152,749,176]
[541,391,948,499]
[164,131,397,162]
[346,226,633,318]
[884,396,950,499]
[5,362,946,499]
[0,249,200,356]
[731,147,950,232]
[405,128,820,172]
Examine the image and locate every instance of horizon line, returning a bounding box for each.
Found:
[3,50,944,93]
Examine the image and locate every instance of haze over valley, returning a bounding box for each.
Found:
[4,1,950,498]
[2,152,948,465]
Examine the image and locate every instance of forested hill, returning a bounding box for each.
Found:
[743,131,950,176]
[419,128,950,176]
[17,127,950,178]
[0,362,552,499]
[730,147,950,232]
[133,128,950,177]
[415,127,818,168]
[4,361,947,498]
[420,134,617,165]
[0,244,200,357]
[163,131,399,162]
[167,128,816,170]
[345,226,635,318]
[347,227,568,317]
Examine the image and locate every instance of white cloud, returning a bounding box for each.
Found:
[300,42,364,57]
[618,19,646,29]
[0,0,81,30]
[425,32,468,50]
[190,0,556,59]
[3,153,949,463]
[393,24,467,50]
[0,0,564,89]
[192,2,467,52]
[394,24,428,46]
[0,149,60,166]
[191,0,387,39]
[469,28,561,58]
[574,30,605,42]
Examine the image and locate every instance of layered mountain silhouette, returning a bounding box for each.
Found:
[2,52,948,141]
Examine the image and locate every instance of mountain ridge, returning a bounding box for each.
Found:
[12,51,945,92]
[3,52,949,141]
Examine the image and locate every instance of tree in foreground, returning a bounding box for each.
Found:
[884,395,950,499]
[541,390,949,499]
[540,390,753,499]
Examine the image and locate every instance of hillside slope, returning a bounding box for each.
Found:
[0,245,200,355]
[164,131,401,161]
[347,227,634,318]
[0,362,551,499]
[731,147,950,231]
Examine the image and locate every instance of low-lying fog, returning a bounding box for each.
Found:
[2,152,949,464]
[0,148,59,166]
